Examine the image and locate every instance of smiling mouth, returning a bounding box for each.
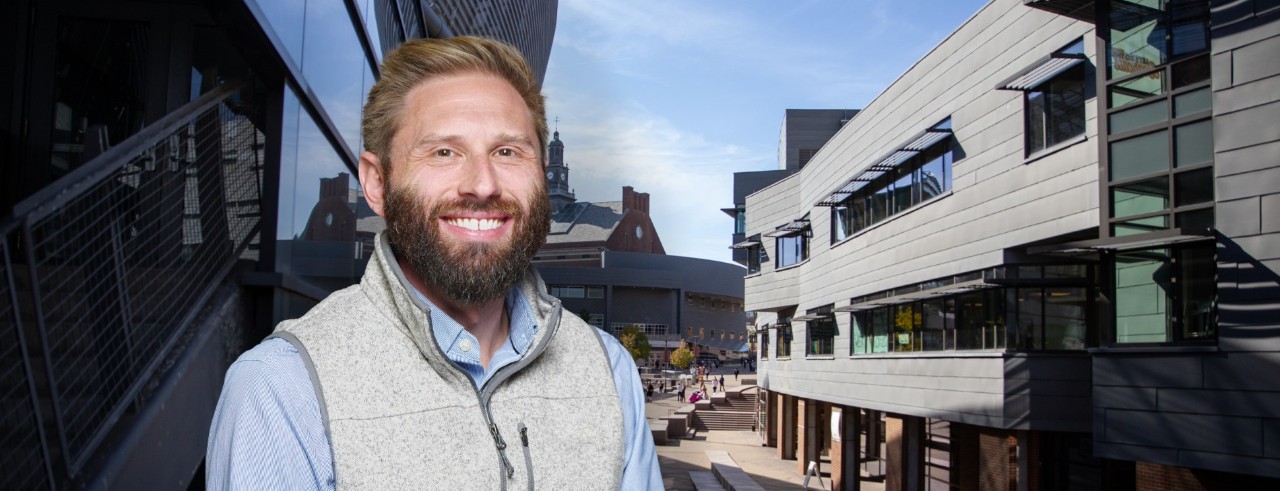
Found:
[443,217,506,231]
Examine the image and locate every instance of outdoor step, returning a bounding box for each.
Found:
[706,450,766,491]
[689,471,725,491]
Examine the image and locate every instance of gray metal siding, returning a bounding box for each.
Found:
[1091,4,1280,476]
[751,0,1095,429]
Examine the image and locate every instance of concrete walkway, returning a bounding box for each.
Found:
[645,364,885,491]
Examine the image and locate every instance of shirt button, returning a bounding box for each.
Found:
[459,340,472,352]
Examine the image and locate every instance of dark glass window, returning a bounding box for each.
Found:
[1112,244,1215,344]
[776,233,808,268]
[829,135,952,242]
[1104,1,1213,241]
[776,323,792,358]
[806,317,835,356]
[1026,64,1086,155]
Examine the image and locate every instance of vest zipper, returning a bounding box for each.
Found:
[518,423,534,491]
[488,421,516,479]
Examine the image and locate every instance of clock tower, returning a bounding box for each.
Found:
[545,130,576,213]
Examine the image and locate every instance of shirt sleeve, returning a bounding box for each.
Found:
[206,338,335,490]
[595,330,663,490]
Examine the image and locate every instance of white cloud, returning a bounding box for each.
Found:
[545,88,771,263]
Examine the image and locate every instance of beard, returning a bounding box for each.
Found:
[383,183,551,306]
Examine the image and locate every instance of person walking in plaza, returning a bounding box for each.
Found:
[733,368,739,381]
[206,36,660,489]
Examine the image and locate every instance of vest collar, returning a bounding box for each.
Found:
[362,232,565,387]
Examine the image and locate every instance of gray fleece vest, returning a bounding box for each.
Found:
[274,234,625,490]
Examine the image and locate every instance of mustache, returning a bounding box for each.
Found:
[427,197,523,217]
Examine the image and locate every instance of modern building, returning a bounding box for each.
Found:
[727,109,858,267]
[744,0,1279,489]
[0,0,556,488]
[533,132,748,365]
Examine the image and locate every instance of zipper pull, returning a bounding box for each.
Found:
[490,423,515,477]
[518,423,529,446]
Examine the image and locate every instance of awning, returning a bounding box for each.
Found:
[764,218,810,237]
[791,313,827,322]
[729,239,760,249]
[998,54,1086,91]
[834,279,999,312]
[1029,227,1214,255]
[815,125,952,207]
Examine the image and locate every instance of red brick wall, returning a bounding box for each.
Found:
[886,416,904,491]
[977,429,1016,491]
[1134,461,1280,490]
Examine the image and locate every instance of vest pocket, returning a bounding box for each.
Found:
[517,422,533,491]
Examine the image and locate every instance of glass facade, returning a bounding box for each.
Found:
[1026,40,1087,155]
[831,139,952,242]
[850,266,1094,354]
[806,312,835,356]
[1104,0,1216,345]
[775,233,808,268]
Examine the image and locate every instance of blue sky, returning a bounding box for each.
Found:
[542,0,989,264]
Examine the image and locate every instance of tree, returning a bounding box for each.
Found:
[669,340,694,369]
[619,325,651,362]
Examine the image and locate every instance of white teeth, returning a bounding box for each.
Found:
[447,218,502,231]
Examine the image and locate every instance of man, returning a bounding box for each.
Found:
[207,37,660,489]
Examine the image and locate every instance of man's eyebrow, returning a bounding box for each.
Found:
[493,134,537,148]
[411,134,466,150]
[410,134,536,149]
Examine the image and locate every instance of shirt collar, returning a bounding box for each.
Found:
[413,286,539,359]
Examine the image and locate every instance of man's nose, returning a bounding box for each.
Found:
[458,154,502,200]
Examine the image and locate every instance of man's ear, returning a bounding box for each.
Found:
[358,151,387,217]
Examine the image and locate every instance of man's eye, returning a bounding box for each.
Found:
[496,148,515,157]
[435,149,453,157]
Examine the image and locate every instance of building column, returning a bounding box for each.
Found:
[885,414,925,491]
[977,428,1017,491]
[764,390,777,447]
[776,392,796,460]
[949,423,978,491]
[798,398,819,474]
[831,405,861,491]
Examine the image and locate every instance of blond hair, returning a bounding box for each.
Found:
[362,36,548,169]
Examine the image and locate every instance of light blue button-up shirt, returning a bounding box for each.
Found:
[206,286,660,489]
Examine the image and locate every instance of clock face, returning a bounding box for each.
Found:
[635,226,644,239]
[546,170,554,180]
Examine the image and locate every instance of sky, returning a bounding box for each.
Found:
[542,0,990,265]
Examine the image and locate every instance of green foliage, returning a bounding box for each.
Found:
[620,325,651,362]
[669,341,694,369]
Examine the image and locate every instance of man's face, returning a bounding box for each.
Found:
[380,72,550,306]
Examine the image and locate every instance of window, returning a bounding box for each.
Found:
[1102,1,1215,345]
[549,285,585,298]
[775,323,792,358]
[775,234,808,268]
[826,120,953,242]
[760,328,770,359]
[734,208,747,234]
[806,316,835,356]
[770,217,810,268]
[799,148,819,167]
[848,266,1094,354]
[1112,244,1215,344]
[1021,39,1087,156]
[587,286,604,298]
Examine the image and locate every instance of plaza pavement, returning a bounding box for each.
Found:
[645,365,885,491]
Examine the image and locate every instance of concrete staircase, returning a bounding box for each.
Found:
[691,390,758,431]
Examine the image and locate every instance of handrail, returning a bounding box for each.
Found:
[2,76,265,482]
[12,80,248,223]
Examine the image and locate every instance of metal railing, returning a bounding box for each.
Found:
[1,80,263,485]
